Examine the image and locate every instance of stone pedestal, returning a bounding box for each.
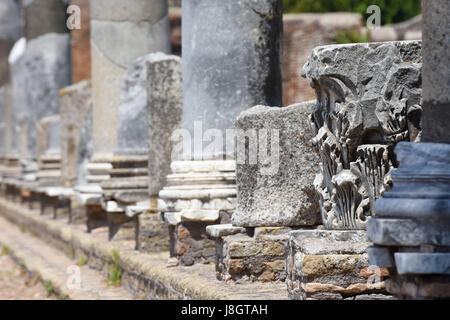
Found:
[159,160,236,265]
[208,225,289,283]
[286,230,393,300]
[367,143,450,299]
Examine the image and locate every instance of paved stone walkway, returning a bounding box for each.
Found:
[0,252,51,300]
[0,216,136,300]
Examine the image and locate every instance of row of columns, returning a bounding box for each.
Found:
[0,0,447,299]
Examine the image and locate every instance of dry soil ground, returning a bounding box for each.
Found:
[0,250,52,300]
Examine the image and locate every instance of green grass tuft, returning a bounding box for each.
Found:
[44,281,54,297]
[107,250,122,286]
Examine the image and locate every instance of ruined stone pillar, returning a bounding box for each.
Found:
[9,0,70,175]
[286,40,423,300]
[89,0,170,163]
[77,0,171,234]
[100,53,182,251]
[367,0,450,299]
[80,0,170,193]
[158,0,283,266]
[0,0,21,176]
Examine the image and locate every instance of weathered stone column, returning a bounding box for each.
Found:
[100,53,182,251]
[158,0,283,266]
[367,0,450,299]
[77,0,171,235]
[9,0,70,170]
[89,0,170,163]
[0,0,21,176]
[286,40,422,300]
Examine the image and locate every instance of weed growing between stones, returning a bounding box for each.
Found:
[0,246,10,256]
[77,256,87,266]
[107,250,122,286]
[67,245,75,260]
[44,281,54,297]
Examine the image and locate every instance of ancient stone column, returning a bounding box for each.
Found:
[77,0,171,235]
[158,0,283,266]
[0,0,21,175]
[101,53,182,251]
[89,0,171,163]
[367,0,450,299]
[182,0,282,160]
[9,0,70,167]
[286,40,422,300]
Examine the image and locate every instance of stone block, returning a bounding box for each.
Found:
[168,211,231,266]
[22,0,68,41]
[367,218,450,247]
[214,232,288,283]
[232,102,321,227]
[206,224,246,238]
[286,229,390,300]
[367,246,394,268]
[394,253,450,275]
[138,212,170,253]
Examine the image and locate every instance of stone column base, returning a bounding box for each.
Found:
[207,224,289,283]
[368,142,450,299]
[165,211,231,266]
[286,229,394,300]
[36,154,62,187]
[158,160,237,266]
